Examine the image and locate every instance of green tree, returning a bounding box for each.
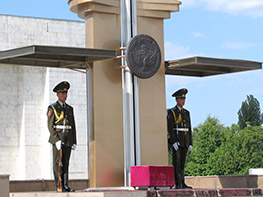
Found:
[207,125,263,175]
[185,116,225,176]
[206,124,240,175]
[238,95,262,129]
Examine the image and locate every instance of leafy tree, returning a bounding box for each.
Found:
[206,124,240,175]
[207,125,263,175]
[238,95,262,129]
[185,116,225,176]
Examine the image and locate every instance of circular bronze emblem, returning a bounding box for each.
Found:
[126,34,162,79]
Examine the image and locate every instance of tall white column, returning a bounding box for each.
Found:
[121,0,141,187]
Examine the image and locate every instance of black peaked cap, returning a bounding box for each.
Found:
[53,81,70,93]
[172,88,188,97]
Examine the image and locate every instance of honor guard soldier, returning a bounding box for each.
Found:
[167,88,193,189]
[47,81,77,192]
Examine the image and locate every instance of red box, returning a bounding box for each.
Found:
[130,165,174,187]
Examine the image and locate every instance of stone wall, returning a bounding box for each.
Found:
[0,14,87,180]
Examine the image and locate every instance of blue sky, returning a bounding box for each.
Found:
[1,0,263,127]
[165,0,263,127]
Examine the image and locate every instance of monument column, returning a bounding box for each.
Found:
[136,0,181,166]
[68,0,181,188]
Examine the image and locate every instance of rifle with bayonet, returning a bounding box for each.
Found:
[57,118,66,192]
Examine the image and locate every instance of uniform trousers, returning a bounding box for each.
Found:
[53,145,72,172]
[52,144,72,189]
[172,146,188,186]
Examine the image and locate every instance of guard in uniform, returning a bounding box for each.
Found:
[167,88,193,189]
[47,81,77,192]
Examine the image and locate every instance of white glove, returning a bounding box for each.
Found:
[173,142,180,151]
[188,145,193,152]
[55,140,62,150]
[72,144,77,151]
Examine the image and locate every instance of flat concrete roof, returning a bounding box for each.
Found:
[0,45,116,69]
[165,56,262,77]
[0,47,261,77]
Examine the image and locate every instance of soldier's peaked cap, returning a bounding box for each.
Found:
[53,81,70,93]
[172,88,188,98]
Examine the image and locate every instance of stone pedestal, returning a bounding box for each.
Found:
[68,0,181,187]
[130,165,174,187]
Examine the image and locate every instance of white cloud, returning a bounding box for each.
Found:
[193,32,204,38]
[186,0,263,18]
[222,41,257,50]
[164,41,192,60]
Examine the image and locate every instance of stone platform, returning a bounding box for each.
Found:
[9,175,263,193]
[9,175,263,196]
[10,188,263,197]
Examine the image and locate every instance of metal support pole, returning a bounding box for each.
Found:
[86,64,93,180]
[131,0,141,168]
[121,0,141,187]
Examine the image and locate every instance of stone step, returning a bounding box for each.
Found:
[10,188,263,197]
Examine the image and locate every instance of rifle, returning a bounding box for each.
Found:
[57,118,66,192]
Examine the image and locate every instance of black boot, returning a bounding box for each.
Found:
[182,181,192,189]
[175,171,183,189]
[176,183,183,189]
[63,173,75,192]
[53,171,59,191]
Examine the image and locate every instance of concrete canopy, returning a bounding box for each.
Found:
[165,56,262,77]
[0,45,261,77]
[0,45,116,69]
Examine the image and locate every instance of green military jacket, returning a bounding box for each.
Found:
[167,106,192,147]
[47,101,77,147]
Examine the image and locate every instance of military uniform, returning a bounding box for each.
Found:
[167,88,192,189]
[47,81,76,192]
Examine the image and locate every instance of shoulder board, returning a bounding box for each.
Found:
[50,102,57,107]
[170,106,176,111]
